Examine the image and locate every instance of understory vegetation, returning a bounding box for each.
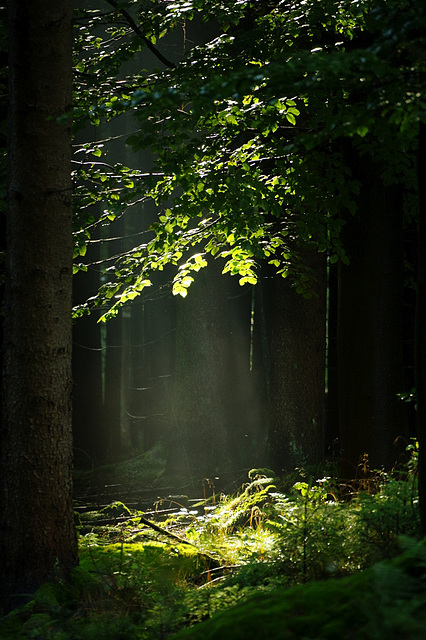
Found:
[1,447,424,639]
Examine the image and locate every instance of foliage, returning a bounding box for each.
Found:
[173,538,426,640]
[181,467,420,584]
[0,455,422,639]
[71,0,425,320]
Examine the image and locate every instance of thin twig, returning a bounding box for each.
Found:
[104,0,176,69]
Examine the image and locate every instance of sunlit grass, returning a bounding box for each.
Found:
[1,449,421,639]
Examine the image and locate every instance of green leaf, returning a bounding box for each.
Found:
[239,275,257,285]
[356,125,369,137]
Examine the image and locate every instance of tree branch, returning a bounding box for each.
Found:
[104,0,176,69]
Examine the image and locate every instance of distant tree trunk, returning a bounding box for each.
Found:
[226,281,262,468]
[0,207,5,440]
[122,301,146,454]
[72,261,104,468]
[416,121,426,534]
[338,154,408,479]
[137,274,177,452]
[120,305,136,454]
[267,250,327,472]
[0,51,6,429]
[102,313,123,459]
[170,261,231,482]
[251,278,272,457]
[325,261,339,456]
[0,0,77,609]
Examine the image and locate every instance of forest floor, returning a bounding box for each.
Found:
[1,446,426,639]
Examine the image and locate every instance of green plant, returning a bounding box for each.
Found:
[1,457,422,640]
[172,538,426,640]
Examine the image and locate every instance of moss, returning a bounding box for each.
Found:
[204,485,276,533]
[2,540,425,640]
[1,465,422,640]
[0,541,210,640]
[79,540,210,586]
[173,540,426,640]
[100,501,132,518]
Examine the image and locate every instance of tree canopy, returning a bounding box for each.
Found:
[2,0,426,612]
[72,0,424,320]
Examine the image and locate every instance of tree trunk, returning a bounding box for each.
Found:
[72,261,104,468]
[325,261,339,456]
[0,0,77,609]
[169,261,231,483]
[416,121,426,534]
[102,313,123,459]
[137,273,177,453]
[267,250,327,472]
[338,154,408,479]
[226,281,264,468]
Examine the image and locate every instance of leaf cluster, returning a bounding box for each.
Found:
[71,0,425,318]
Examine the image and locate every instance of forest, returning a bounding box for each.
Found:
[1,0,426,637]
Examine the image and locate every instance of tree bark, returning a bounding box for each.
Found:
[226,281,264,468]
[169,261,231,482]
[325,261,339,456]
[136,273,177,453]
[102,313,123,459]
[72,261,104,468]
[0,0,77,609]
[338,154,408,479]
[267,250,327,472]
[416,121,426,534]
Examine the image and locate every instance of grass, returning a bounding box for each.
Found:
[0,452,423,639]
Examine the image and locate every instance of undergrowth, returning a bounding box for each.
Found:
[0,449,422,639]
[73,444,167,493]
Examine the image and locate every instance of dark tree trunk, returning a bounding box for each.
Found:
[325,261,339,456]
[123,302,147,454]
[72,261,104,468]
[266,250,327,472]
[416,121,426,534]
[135,275,176,453]
[226,281,264,468]
[338,154,408,479]
[0,0,77,610]
[170,261,231,482]
[0,36,6,430]
[102,313,123,459]
[251,277,272,453]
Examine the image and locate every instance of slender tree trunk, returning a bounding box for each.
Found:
[338,154,408,479]
[267,250,327,472]
[0,0,77,609]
